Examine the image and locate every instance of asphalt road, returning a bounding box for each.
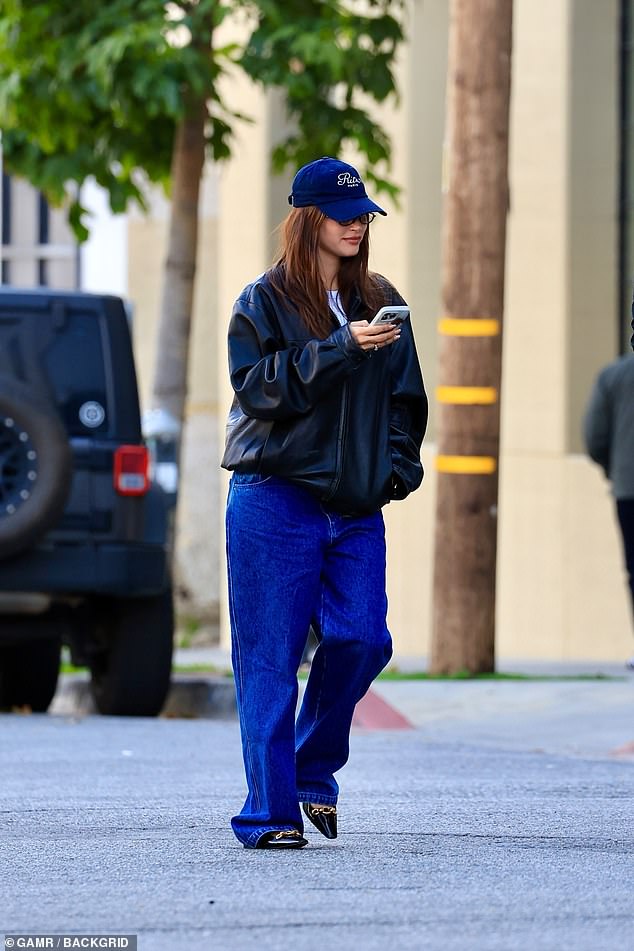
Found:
[1,711,632,951]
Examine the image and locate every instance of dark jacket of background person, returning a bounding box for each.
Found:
[221,272,428,516]
[583,354,634,499]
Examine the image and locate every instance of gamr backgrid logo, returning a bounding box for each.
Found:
[4,937,136,950]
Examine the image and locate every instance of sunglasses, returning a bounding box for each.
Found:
[330,213,376,227]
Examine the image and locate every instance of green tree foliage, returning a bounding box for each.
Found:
[240,0,404,198]
[0,0,405,238]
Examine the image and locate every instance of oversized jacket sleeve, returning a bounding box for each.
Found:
[228,284,367,420]
[583,370,612,477]
[386,292,428,499]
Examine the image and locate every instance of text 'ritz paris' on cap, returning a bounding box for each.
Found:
[288,156,387,222]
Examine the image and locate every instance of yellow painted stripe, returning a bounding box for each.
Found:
[435,455,497,475]
[436,385,498,405]
[438,317,500,337]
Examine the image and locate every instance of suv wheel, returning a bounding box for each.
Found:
[89,588,174,717]
[0,635,62,712]
[0,377,72,558]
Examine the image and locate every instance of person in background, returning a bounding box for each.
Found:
[221,156,427,849]
[584,353,634,669]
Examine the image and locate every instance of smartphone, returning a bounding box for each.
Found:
[370,305,410,326]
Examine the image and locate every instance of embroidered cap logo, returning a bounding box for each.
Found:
[337,172,362,187]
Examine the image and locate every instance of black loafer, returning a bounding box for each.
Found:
[253,830,308,849]
[302,802,337,839]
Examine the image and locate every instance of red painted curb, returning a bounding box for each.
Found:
[352,688,414,731]
[610,740,634,757]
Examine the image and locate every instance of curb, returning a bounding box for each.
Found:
[51,674,237,719]
[352,689,414,730]
[51,674,412,729]
[163,675,237,719]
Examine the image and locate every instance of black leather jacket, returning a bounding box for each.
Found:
[221,271,428,515]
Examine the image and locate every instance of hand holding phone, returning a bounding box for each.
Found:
[370,305,410,327]
[349,305,407,352]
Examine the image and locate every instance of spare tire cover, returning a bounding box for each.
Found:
[0,376,72,558]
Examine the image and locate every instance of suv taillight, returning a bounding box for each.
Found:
[113,445,149,496]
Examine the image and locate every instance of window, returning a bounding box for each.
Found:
[0,173,78,289]
[43,311,109,435]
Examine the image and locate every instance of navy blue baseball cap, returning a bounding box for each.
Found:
[288,157,387,221]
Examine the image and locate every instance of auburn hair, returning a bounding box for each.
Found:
[268,206,386,338]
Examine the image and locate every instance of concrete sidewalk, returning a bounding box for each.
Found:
[178,648,634,763]
[371,678,634,759]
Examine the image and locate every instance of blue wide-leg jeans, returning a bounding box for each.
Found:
[226,473,393,848]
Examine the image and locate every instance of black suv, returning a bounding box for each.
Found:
[0,288,174,716]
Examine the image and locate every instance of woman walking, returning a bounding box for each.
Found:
[222,156,428,849]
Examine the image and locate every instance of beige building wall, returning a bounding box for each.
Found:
[129,173,221,620]
[496,0,631,661]
[216,78,277,645]
[382,0,448,657]
[128,0,632,662]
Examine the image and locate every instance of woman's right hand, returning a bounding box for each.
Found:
[349,320,401,353]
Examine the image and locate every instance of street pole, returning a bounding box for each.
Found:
[430,0,513,674]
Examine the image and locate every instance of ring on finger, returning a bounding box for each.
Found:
[373,343,379,351]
